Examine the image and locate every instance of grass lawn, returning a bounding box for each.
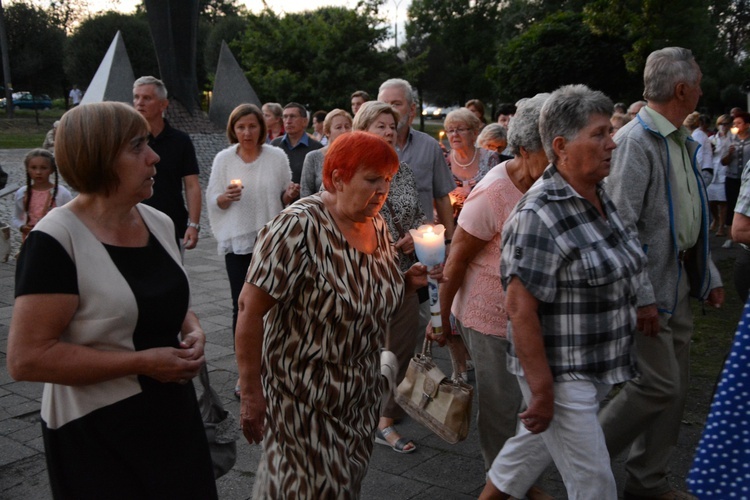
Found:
[684,256,744,425]
[0,109,64,149]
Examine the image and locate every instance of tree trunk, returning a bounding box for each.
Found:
[0,0,13,119]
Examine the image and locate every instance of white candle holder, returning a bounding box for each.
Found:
[409,224,446,335]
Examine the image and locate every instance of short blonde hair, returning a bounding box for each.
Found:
[55,102,149,195]
[323,109,353,136]
[683,111,700,129]
[445,108,482,133]
[352,101,400,131]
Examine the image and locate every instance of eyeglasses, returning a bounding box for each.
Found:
[446,127,470,135]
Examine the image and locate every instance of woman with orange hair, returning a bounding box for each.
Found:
[235,131,442,497]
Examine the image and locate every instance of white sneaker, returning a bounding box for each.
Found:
[722,239,733,249]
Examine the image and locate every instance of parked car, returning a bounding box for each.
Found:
[0,92,52,110]
[421,104,459,120]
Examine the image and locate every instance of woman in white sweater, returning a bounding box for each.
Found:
[207,104,298,397]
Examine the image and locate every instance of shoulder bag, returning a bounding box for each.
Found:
[198,364,240,479]
[395,339,473,444]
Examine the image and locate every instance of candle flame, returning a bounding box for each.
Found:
[731,127,740,136]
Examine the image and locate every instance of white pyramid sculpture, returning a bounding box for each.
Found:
[80,31,136,105]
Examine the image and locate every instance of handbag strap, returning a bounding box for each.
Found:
[422,338,464,384]
[199,362,212,393]
[421,338,432,359]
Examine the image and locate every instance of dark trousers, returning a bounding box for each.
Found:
[726,177,741,226]
[224,252,253,341]
[735,245,750,302]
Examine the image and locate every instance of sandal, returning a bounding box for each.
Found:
[234,384,241,400]
[375,426,416,454]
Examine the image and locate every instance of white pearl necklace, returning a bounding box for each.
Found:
[451,148,477,169]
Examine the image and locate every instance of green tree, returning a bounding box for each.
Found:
[199,0,246,23]
[45,0,93,34]
[0,2,65,95]
[203,14,247,84]
[491,11,638,103]
[583,0,743,113]
[64,12,158,92]
[584,0,716,73]
[236,6,396,109]
[712,0,750,62]
[405,0,505,105]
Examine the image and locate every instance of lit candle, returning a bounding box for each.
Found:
[439,130,450,151]
[230,179,242,188]
[731,126,740,136]
[409,224,446,335]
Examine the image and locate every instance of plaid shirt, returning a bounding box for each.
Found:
[501,165,648,384]
[736,160,750,217]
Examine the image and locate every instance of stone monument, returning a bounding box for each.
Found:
[208,41,262,130]
[79,31,135,106]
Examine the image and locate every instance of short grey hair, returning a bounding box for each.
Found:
[133,76,168,100]
[262,102,283,118]
[477,124,507,150]
[540,84,613,164]
[378,78,415,106]
[643,47,699,103]
[507,93,549,156]
[627,100,646,115]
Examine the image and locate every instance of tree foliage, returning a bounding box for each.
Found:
[199,0,246,23]
[1,2,65,94]
[203,14,247,84]
[405,0,505,105]
[235,6,397,110]
[404,0,748,113]
[63,12,158,91]
[584,0,716,72]
[491,11,638,103]
[710,0,750,63]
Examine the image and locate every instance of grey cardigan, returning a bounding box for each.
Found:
[605,107,722,314]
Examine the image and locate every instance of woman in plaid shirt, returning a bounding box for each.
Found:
[481,84,650,500]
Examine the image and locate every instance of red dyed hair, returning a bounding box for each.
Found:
[322,131,399,191]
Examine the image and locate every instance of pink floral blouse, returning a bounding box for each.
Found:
[452,161,522,337]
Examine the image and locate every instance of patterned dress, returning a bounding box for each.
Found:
[247,195,405,499]
[447,148,499,221]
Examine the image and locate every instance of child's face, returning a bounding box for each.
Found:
[27,157,53,185]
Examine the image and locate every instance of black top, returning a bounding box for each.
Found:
[271,134,323,184]
[142,120,200,240]
[16,230,217,499]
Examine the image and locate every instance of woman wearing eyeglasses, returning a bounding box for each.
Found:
[436,108,500,384]
[444,108,499,223]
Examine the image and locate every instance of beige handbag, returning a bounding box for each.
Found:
[395,339,473,444]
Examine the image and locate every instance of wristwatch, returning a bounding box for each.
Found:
[187,221,201,231]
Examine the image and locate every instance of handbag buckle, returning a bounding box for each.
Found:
[420,391,432,409]
[419,378,437,408]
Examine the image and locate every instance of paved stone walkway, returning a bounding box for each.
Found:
[0,148,739,499]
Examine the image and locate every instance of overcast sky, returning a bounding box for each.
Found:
[90,0,406,19]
